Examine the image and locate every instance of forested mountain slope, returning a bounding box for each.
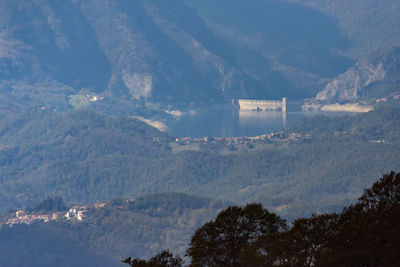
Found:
[0,109,172,213]
[3,172,400,267]
[2,0,398,111]
[0,106,399,219]
[0,193,229,267]
[283,0,400,58]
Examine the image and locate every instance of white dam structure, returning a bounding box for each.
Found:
[233,98,286,112]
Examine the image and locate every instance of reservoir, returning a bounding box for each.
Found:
[166,108,313,138]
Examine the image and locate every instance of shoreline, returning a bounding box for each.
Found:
[320,103,373,113]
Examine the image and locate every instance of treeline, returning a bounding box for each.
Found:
[26,196,68,213]
[125,172,400,266]
[289,105,400,142]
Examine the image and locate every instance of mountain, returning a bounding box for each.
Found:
[0,108,172,213]
[307,46,400,104]
[282,0,400,105]
[2,0,399,111]
[0,193,229,267]
[6,0,397,111]
[283,0,400,59]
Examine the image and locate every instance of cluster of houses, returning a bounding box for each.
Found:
[85,94,103,102]
[376,94,400,103]
[4,204,102,227]
[175,132,311,146]
[6,211,52,226]
[63,205,89,221]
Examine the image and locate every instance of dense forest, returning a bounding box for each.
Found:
[0,106,399,220]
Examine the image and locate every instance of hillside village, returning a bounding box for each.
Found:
[174,131,312,146]
[5,202,108,227]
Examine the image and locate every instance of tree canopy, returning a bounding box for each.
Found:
[26,196,68,213]
[125,172,400,267]
[122,250,183,267]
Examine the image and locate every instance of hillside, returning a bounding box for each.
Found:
[0,193,229,267]
[306,46,400,105]
[0,108,172,213]
[1,0,399,112]
[0,106,399,219]
[283,0,400,58]
[3,172,400,267]
[1,2,399,265]
[2,0,398,111]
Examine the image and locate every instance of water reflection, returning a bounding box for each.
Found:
[167,109,296,138]
[238,110,287,129]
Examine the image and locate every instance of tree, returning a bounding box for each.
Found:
[186,203,286,267]
[122,250,183,267]
[121,172,400,267]
[254,213,339,267]
[26,196,68,213]
[319,171,400,266]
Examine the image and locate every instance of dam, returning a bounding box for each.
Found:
[232,98,286,112]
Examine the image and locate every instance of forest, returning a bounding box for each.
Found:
[0,106,399,220]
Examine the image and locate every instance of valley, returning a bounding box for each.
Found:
[1,105,399,220]
[0,0,399,266]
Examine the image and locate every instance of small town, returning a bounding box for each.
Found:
[5,202,108,227]
[175,131,312,146]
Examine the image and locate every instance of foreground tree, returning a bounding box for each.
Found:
[319,171,400,266]
[186,203,286,267]
[122,172,400,266]
[250,213,339,266]
[238,172,400,266]
[121,250,183,267]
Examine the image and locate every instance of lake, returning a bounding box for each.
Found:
[166,108,321,138]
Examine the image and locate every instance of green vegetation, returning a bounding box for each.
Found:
[0,0,398,113]
[0,223,117,267]
[68,95,90,110]
[26,196,68,214]
[290,105,400,142]
[187,204,286,267]
[0,106,399,221]
[0,193,229,267]
[122,250,183,267]
[129,172,400,266]
[1,172,398,266]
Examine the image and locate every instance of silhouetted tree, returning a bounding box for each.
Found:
[319,171,400,266]
[253,213,339,266]
[121,172,400,267]
[186,203,286,267]
[238,172,400,266]
[122,250,183,267]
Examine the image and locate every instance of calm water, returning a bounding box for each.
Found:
[166,109,316,138]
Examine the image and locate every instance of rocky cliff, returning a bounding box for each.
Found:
[316,62,386,103]
[311,46,400,105]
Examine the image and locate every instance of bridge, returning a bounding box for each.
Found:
[232,98,286,112]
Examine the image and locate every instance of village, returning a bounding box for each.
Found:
[4,202,108,227]
[174,131,312,147]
